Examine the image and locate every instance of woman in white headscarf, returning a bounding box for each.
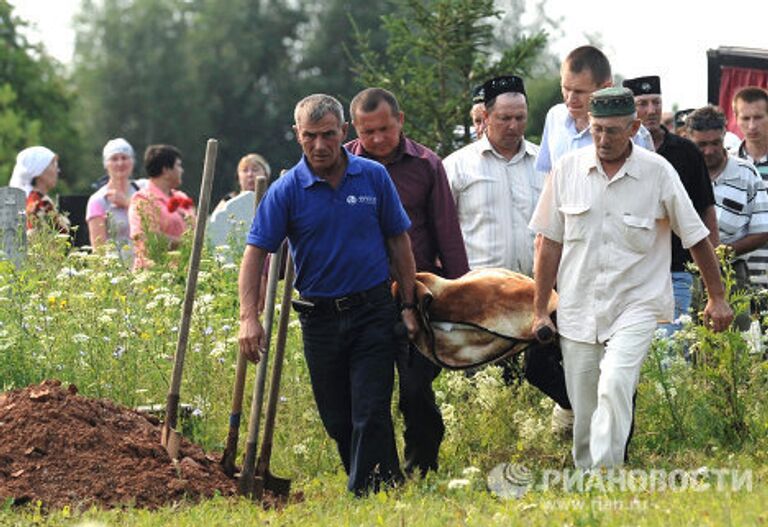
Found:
[85,138,143,257]
[9,146,69,234]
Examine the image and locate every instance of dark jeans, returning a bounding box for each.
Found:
[510,340,572,410]
[396,344,444,476]
[299,288,403,495]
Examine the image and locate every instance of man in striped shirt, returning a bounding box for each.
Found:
[687,105,768,284]
[734,87,768,285]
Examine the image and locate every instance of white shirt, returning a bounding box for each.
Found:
[529,144,709,344]
[444,135,543,275]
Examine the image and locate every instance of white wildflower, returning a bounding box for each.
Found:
[462,466,481,478]
[72,334,90,344]
[56,267,80,280]
[210,341,227,358]
[447,479,470,489]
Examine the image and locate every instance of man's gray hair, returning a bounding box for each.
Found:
[294,94,345,126]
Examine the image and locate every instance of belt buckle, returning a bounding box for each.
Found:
[334,296,352,311]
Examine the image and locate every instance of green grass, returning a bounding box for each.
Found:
[2,471,767,526]
[2,228,768,526]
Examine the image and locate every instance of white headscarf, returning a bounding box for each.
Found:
[102,138,135,166]
[9,146,57,196]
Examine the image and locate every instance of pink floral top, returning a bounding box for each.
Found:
[128,179,195,269]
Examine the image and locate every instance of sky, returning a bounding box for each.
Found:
[11,0,768,112]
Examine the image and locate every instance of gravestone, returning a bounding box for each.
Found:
[0,186,26,267]
[207,190,256,249]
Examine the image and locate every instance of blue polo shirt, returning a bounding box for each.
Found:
[247,150,411,298]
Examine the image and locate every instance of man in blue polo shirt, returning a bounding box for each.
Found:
[239,93,419,495]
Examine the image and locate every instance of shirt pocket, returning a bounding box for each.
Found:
[622,214,656,253]
[559,204,590,241]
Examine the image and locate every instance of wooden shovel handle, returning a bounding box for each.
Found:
[164,139,218,433]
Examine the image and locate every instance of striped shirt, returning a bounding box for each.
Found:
[738,142,768,284]
[443,135,543,275]
[712,155,768,285]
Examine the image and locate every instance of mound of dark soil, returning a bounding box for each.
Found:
[0,380,236,510]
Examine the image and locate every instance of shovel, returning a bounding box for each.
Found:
[252,250,295,500]
[237,243,285,495]
[161,139,217,460]
[221,176,269,477]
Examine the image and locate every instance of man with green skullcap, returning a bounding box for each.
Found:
[529,87,733,469]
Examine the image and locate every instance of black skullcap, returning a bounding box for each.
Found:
[674,108,695,128]
[471,85,485,104]
[589,87,636,117]
[482,75,526,104]
[622,76,661,97]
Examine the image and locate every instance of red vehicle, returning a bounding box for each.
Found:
[707,46,768,137]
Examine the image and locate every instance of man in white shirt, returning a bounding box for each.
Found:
[531,87,733,469]
[444,75,572,432]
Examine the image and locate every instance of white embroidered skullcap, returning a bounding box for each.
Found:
[9,146,56,196]
[102,138,135,166]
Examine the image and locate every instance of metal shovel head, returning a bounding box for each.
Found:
[254,470,291,501]
[161,424,181,460]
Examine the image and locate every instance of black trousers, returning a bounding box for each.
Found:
[300,289,403,495]
[507,340,572,410]
[396,344,444,476]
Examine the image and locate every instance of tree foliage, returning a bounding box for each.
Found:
[353,0,552,155]
[71,0,393,203]
[0,0,83,190]
[73,0,201,191]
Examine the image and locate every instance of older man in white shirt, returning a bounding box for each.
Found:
[531,87,733,469]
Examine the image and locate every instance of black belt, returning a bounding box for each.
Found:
[300,281,390,313]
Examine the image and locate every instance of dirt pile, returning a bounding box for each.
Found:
[0,380,236,510]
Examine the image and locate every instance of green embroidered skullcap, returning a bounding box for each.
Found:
[589,87,636,117]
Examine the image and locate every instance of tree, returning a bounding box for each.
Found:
[72,0,202,192]
[182,0,306,200]
[297,0,394,102]
[0,0,83,191]
[353,0,548,156]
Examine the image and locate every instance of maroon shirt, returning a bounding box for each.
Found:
[346,136,469,278]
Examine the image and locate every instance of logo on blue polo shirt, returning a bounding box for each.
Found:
[346,194,377,206]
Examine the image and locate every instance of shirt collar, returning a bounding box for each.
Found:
[564,109,592,139]
[717,155,741,182]
[354,135,412,165]
[478,135,536,162]
[147,178,172,202]
[581,142,640,181]
[296,149,361,189]
[738,140,768,164]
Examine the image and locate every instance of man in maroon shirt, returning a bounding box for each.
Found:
[347,87,470,476]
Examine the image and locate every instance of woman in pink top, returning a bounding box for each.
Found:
[86,138,143,263]
[129,144,195,270]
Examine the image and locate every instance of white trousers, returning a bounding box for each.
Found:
[560,321,656,469]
